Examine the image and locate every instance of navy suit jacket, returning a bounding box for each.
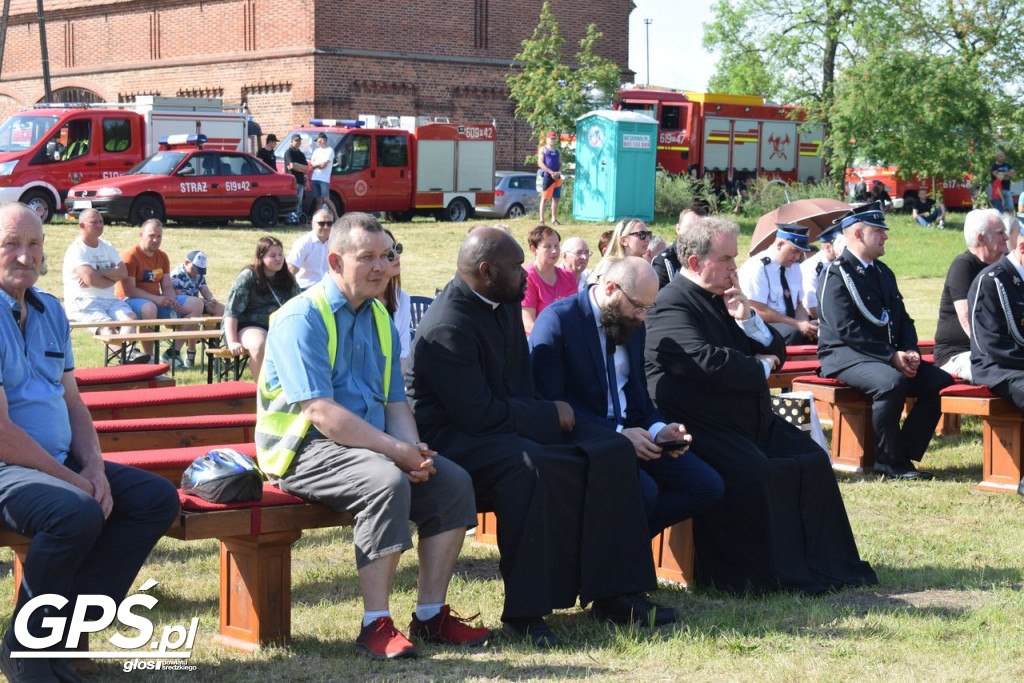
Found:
[530,288,662,431]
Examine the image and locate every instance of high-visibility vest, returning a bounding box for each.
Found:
[256,282,392,477]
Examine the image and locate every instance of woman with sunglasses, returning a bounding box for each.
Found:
[224,236,300,381]
[522,224,578,335]
[588,217,653,285]
[378,229,412,374]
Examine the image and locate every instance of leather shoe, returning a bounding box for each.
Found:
[0,638,58,682]
[592,593,677,627]
[873,462,934,481]
[502,616,561,648]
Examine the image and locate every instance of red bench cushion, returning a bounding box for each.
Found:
[178,483,306,511]
[939,384,997,399]
[777,359,820,374]
[93,413,257,433]
[74,364,170,386]
[791,375,845,387]
[83,381,255,410]
[105,442,256,472]
[785,344,818,357]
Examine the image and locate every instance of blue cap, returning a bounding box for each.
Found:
[775,223,811,251]
[835,202,888,231]
[818,224,842,243]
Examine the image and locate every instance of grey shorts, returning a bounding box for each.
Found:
[69,296,135,325]
[277,436,477,568]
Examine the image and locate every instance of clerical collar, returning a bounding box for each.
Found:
[471,288,499,310]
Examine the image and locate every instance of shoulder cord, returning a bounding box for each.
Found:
[837,264,890,328]
[665,258,676,282]
[993,277,1024,346]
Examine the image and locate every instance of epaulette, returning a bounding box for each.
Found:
[760,256,771,266]
[815,261,824,275]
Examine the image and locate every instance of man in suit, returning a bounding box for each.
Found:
[530,256,723,536]
[817,203,955,480]
[645,216,876,594]
[408,227,673,648]
[969,220,1024,408]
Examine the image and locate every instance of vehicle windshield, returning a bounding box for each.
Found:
[0,115,61,153]
[127,151,187,175]
[276,130,345,161]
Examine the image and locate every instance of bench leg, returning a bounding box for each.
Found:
[936,412,961,437]
[979,415,1024,493]
[827,398,876,473]
[651,519,695,587]
[11,542,28,605]
[217,530,301,651]
[475,511,497,545]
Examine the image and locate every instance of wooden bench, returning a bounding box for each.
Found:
[94,329,225,371]
[784,344,819,362]
[70,316,223,330]
[767,359,821,391]
[791,375,875,472]
[206,347,250,383]
[74,363,174,392]
[475,511,695,587]
[940,384,1023,493]
[94,414,257,452]
[83,381,256,421]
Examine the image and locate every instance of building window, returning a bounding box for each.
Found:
[46,87,102,104]
[474,0,489,49]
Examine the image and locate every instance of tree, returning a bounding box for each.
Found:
[506,2,621,163]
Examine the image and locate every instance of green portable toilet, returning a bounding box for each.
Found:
[573,110,658,222]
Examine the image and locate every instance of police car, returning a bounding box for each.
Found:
[67,135,298,227]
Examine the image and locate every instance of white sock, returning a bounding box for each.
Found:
[415,603,444,621]
[362,610,390,627]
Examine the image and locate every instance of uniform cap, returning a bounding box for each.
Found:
[835,202,888,231]
[775,223,811,251]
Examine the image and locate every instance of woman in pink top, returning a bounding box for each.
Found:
[521,224,578,335]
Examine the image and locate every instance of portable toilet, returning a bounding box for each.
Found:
[573,110,658,222]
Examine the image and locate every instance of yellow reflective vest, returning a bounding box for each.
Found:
[256,282,392,477]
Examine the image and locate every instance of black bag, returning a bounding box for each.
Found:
[181,449,263,504]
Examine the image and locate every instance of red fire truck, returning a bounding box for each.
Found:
[614,87,825,183]
[277,116,495,222]
[0,96,249,222]
[844,163,973,210]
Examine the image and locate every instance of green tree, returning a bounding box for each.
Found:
[506,2,621,163]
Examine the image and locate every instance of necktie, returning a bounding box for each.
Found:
[779,265,796,318]
[605,340,622,424]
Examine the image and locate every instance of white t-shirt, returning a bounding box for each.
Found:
[310,146,335,183]
[393,288,412,359]
[62,237,122,310]
[287,232,329,289]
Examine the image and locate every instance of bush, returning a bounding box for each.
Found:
[654,172,724,218]
[737,178,844,218]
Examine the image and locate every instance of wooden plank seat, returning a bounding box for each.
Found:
[74,363,174,392]
[104,442,257,485]
[939,384,1023,493]
[206,347,250,384]
[767,359,821,391]
[94,329,224,371]
[791,375,875,472]
[70,316,223,330]
[83,381,256,421]
[94,414,257,452]
[475,511,695,587]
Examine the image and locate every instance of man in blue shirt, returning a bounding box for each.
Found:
[258,212,489,660]
[0,202,179,683]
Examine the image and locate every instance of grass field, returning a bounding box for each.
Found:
[2,210,1023,682]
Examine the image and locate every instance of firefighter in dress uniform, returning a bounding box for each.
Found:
[800,225,845,320]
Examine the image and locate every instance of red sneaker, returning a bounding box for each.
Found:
[355,616,418,660]
[409,605,492,646]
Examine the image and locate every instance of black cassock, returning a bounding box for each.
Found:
[408,274,656,619]
[645,275,877,594]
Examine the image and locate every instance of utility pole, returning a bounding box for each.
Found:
[36,0,52,102]
[644,18,653,86]
[0,0,11,81]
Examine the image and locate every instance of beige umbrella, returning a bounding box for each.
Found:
[749,198,852,255]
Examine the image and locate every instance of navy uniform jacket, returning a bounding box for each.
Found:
[818,249,918,376]
[530,288,662,431]
[969,255,1024,387]
[651,240,682,289]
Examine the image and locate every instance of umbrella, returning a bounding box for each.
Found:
[749,198,852,256]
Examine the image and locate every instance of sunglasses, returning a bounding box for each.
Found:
[386,243,403,262]
[316,221,333,227]
[628,230,653,241]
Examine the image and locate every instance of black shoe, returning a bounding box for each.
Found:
[502,616,561,648]
[873,462,934,481]
[49,658,82,683]
[592,593,677,627]
[0,638,58,682]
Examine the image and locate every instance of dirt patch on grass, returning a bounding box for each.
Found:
[838,588,991,614]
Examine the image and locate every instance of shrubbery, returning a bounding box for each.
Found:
[652,172,844,220]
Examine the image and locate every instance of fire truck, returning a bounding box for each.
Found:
[276,116,495,222]
[614,87,825,183]
[844,163,974,210]
[0,96,249,222]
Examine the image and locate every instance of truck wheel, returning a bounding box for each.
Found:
[443,197,472,222]
[21,190,54,223]
[505,203,525,219]
[250,197,279,228]
[329,192,344,217]
[129,196,165,225]
[385,211,414,222]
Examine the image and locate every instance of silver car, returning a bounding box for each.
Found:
[476,171,540,218]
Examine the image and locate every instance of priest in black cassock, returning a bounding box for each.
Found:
[408,227,671,648]
[644,216,877,595]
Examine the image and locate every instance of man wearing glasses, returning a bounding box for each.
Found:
[287,208,334,290]
[529,256,724,537]
[559,236,592,291]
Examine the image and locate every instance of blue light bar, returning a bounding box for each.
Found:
[308,118,364,128]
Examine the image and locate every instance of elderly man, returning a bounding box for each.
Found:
[644,215,876,594]
[530,256,723,536]
[115,219,204,367]
[800,225,845,320]
[651,205,707,288]
[817,203,955,480]
[0,202,179,682]
[61,208,148,363]
[934,209,1009,381]
[257,212,489,660]
[287,208,333,290]
[409,227,671,648]
[559,236,592,291]
[737,224,817,344]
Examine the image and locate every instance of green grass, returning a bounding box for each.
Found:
[3,211,1023,681]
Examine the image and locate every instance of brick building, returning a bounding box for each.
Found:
[0,0,633,169]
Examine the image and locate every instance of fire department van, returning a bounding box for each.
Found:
[614,87,825,183]
[276,116,495,222]
[845,163,974,210]
[0,96,248,222]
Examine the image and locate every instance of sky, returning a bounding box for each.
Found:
[628,0,719,92]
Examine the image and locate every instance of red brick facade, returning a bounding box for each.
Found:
[0,0,633,169]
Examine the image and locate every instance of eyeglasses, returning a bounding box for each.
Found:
[316,221,333,227]
[569,249,591,257]
[386,243,403,262]
[615,283,655,314]
[628,230,653,241]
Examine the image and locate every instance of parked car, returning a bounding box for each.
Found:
[67,147,298,227]
[475,170,539,219]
